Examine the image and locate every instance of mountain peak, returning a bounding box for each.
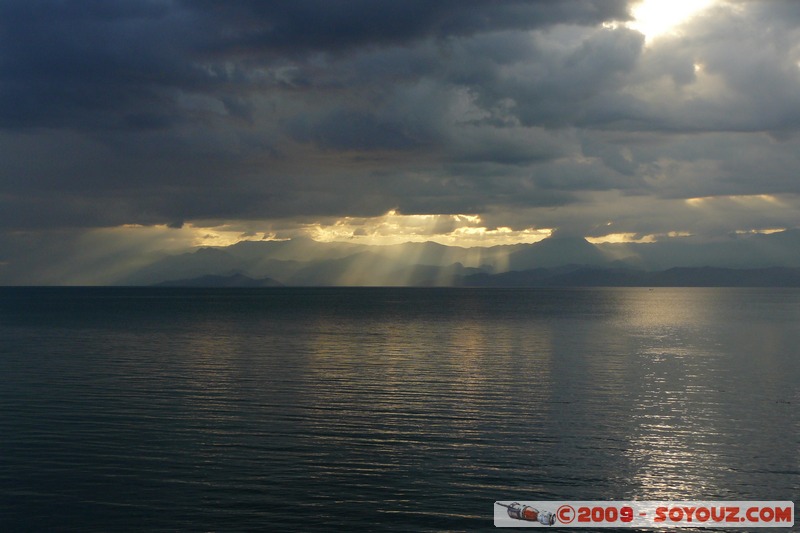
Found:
[507,235,606,270]
[153,273,283,288]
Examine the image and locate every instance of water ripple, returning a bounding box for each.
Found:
[1,287,798,530]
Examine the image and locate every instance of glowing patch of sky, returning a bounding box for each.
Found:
[627,0,716,42]
[587,231,693,244]
[188,226,286,247]
[685,194,784,207]
[305,210,552,247]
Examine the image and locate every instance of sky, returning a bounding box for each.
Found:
[3,0,800,283]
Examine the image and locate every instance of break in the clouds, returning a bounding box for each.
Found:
[3,0,800,283]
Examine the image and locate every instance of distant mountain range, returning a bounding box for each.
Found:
[119,229,800,287]
[153,273,283,288]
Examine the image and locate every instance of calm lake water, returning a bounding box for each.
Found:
[1,287,798,531]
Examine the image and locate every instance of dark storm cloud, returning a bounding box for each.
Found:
[4,0,800,256]
[0,0,629,129]
[0,0,637,231]
[506,27,645,128]
[0,0,197,129]
[181,0,631,55]
[286,108,430,151]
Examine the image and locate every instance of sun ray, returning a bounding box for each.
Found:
[306,210,551,247]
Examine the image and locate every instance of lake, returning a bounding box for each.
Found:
[1,287,798,531]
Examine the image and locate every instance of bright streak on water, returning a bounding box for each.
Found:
[0,287,798,531]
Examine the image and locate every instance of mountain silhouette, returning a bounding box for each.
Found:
[117,230,800,286]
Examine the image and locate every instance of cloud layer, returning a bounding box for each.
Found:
[3,0,800,282]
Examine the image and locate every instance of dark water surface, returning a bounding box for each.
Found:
[1,287,798,531]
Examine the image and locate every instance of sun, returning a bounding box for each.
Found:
[627,0,716,42]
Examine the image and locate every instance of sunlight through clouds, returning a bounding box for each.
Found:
[187,225,286,247]
[587,231,693,244]
[5,1,800,284]
[587,233,657,244]
[685,194,784,207]
[682,194,795,236]
[627,0,717,42]
[305,210,552,247]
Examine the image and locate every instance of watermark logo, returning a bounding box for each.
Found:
[495,502,556,525]
[494,501,794,528]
